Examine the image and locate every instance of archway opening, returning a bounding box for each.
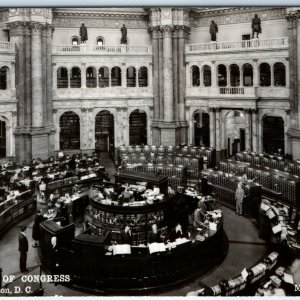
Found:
[57,67,68,88]
[217,64,227,87]
[99,67,109,88]
[274,62,286,86]
[0,120,6,158]
[191,65,200,87]
[259,63,271,86]
[95,110,114,153]
[230,64,240,86]
[0,66,8,90]
[193,110,210,147]
[70,67,81,88]
[86,67,97,88]
[224,110,246,157]
[111,67,121,87]
[243,63,253,86]
[138,66,148,87]
[203,65,211,86]
[263,115,284,155]
[127,66,136,87]
[59,111,80,150]
[129,109,147,145]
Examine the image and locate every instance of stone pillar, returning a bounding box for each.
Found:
[172,28,178,120]
[122,64,127,88]
[135,66,139,88]
[80,108,88,150]
[108,67,112,87]
[81,63,86,88]
[226,66,230,87]
[215,108,221,151]
[158,30,164,120]
[209,108,216,148]
[239,65,243,86]
[244,109,251,151]
[253,59,259,87]
[162,26,174,122]
[186,62,190,88]
[31,22,43,127]
[53,109,59,151]
[270,64,274,87]
[211,61,217,87]
[53,64,57,90]
[67,67,71,88]
[252,109,258,152]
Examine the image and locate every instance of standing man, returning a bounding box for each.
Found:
[235,182,245,216]
[210,20,218,42]
[18,226,29,272]
[251,14,261,38]
[121,24,128,44]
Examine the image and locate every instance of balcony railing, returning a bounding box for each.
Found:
[186,37,288,53]
[0,41,15,52]
[53,44,152,54]
[220,87,245,95]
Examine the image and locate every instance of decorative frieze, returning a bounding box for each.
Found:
[285,12,298,29]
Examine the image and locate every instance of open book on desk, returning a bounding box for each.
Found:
[149,242,166,254]
[112,244,131,255]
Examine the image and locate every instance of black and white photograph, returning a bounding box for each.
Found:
[0,3,300,297]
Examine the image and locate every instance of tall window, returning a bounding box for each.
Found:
[99,67,109,88]
[60,111,80,150]
[242,63,253,86]
[57,67,68,88]
[229,64,240,87]
[97,37,104,46]
[191,65,200,86]
[127,67,136,87]
[138,67,148,87]
[203,65,211,86]
[218,64,227,87]
[70,67,81,88]
[71,37,79,45]
[274,62,286,86]
[86,67,97,88]
[111,67,121,87]
[259,63,271,86]
[0,66,8,90]
[0,120,6,158]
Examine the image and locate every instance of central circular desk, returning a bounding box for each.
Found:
[40,184,228,294]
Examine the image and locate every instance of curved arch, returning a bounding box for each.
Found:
[57,67,68,89]
[229,64,240,87]
[217,64,227,87]
[71,36,80,45]
[86,66,97,88]
[138,66,148,87]
[111,66,121,87]
[0,66,9,90]
[262,113,284,155]
[96,36,104,46]
[95,110,115,152]
[191,65,200,87]
[259,63,271,86]
[98,66,109,88]
[242,63,253,86]
[59,111,80,150]
[127,66,136,87]
[192,109,210,147]
[129,109,147,145]
[70,67,81,88]
[273,62,286,86]
[201,65,211,87]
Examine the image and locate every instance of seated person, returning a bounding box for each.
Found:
[168,223,185,242]
[148,224,162,244]
[120,225,132,245]
[193,199,206,229]
[119,187,132,202]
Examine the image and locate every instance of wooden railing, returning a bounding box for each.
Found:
[53,44,152,54]
[186,37,288,53]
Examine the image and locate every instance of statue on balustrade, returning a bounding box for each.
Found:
[209,20,218,42]
[80,23,88,43]
[252,14,261,38]
[121,24,128,44]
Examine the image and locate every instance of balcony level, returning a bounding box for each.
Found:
[185,37,288,54]
[52,44,152,55]
[0,41,15,53]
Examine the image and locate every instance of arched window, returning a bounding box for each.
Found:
[57,67,68,88]
[259,63,271,86]
[203,65,211,87]
[138,66,148,87]
[99,67,109,88]
[70,67,81,88]
[129,109,147,145]
[274,62,286,86]
[86,67,97,88]
[59,111,80,150]
[127,66,136,87]
[0,119,6,157]
[111,67,121,87]
[0,66,8,90]
[95,110,114,152]
[191,65,200,87]
[218,64,227,87]
[71,36,79,45]
[96,37,104,46]
[230,64,240,87]
[242,63,253,86]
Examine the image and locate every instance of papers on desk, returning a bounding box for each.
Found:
[283,273,294,284]
[272,224,282,234]
[266,209,276,219]
[149,242,166,254]
[113,244,131,255]
[209,222,217,231]
[260,203,270,212]
[241,268,248,280]
[175,237,190,245]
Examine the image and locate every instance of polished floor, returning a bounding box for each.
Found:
[0,155,268,296]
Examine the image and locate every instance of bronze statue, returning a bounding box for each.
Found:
[252,14,261,38]
[209,20,218,42]
[79,23,88,43]
[121,24,127,44]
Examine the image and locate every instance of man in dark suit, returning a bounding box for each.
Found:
[18,226,29,272]
[120,225,132,245]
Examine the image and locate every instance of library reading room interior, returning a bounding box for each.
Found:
[1,6,300,297]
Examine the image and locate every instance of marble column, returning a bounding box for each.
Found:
[215,108,221,151]
[211,61,217,87]
[150,28,159,120]
[252,109,258,152]
[226,67,230,87]
[253,59,259,87]
[186,62,190,88]
[172,28,178,120]
[31,22,44,127]
[67,68,71,88]
[81,64,86,88]
[108,67,112,87]
[24,23,31,128]
[162,26,174,122]
[158,30,164,120]
[122,64,127,88]
[244,109,251,151]
[209,108,216,148]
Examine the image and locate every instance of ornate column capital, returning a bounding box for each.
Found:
[285,12,299,29]
[185,106,190,111]
[52,109,57,114]
[122,107,127,112]
[7,21,30,36]
[81,108,87,112]
[285,109,290,115]
[116,107,123,112]
[161,25,173,38]
[208,107,215,113]
[215,107,221,113]
[45,23,55,38]
[176,25,191,39]
[30,22,44,35]
[88,108,93,113]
